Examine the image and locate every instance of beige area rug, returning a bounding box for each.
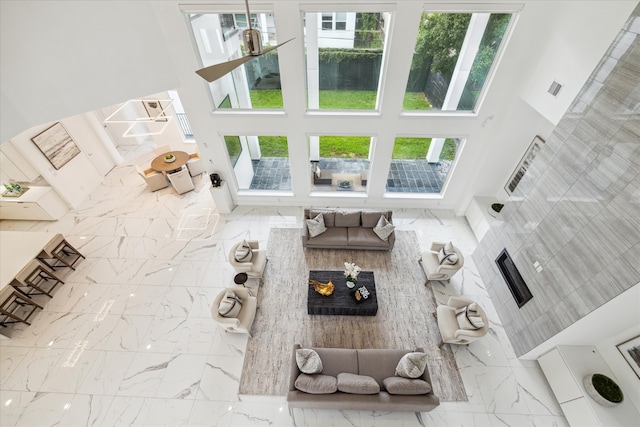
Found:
[238,228,467,402]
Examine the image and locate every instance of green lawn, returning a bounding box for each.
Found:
[258,136,288,157]
[319,136,371,158]
[249,89,432,111]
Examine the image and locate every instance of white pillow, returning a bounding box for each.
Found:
[456,306,484,330]
[395,352,428,379]
[234,240,253,262]
[296,348,323,374]
[218,290,242,318]
[437,243,458,265]
[373,215,395,241]
[306,213,327,238]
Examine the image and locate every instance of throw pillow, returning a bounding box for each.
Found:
[373,215,395,241]
[296,348,323,374]
[336,373,380,394]
[218,290,242,318]
[383,377,432,395]
[395,352,429,379]
[437,243,458,265]
[306,213,327,238]
[234,240,253,262]
[294,374,337,394]
[456,306,484,330]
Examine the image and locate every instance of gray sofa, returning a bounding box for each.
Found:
[301,208,395,250]
[287,344,440,412]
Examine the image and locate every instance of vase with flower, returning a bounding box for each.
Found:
[343,262,361,289]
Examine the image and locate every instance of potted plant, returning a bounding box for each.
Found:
[488,203,504,218]
[583,373,624,407]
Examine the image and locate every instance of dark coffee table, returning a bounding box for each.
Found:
[307,270,378,316]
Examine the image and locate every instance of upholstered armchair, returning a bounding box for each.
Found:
[434,296,488,348]
[211,286,257,335]
[419,241,464,284]
[228,240,268,279]
[135,164,168,192]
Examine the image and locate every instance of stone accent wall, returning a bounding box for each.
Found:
[473,5,640,357]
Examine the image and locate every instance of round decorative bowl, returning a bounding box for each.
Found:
[583,373,623,407]
[164,156,176,163]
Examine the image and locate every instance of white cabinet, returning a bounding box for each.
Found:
[538,346,640,427]
[0,187,68,220]
[465,196,502,241]
[209,181,235,214]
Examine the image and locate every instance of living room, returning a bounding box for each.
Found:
[1,1,639,426]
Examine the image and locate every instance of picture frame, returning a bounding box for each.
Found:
[616,334,640,379]
[142,100,168,122]
[31,122,81,170]
[505,135,545,194]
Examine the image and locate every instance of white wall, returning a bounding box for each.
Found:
[8,116,107,208]
[1,0,636,213]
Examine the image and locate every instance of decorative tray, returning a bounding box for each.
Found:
[164,156,176,163]
[1,187,29,198]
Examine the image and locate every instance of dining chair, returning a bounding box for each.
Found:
[37,233,85,271]
[0,287,43,327]
[153,144,172,155]
[135,164,169,191]
[186,150,206,177]
[167,167,195,194]
[13,259,65,298]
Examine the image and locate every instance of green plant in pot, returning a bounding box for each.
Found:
[491,203,504,213]
[583,373,624,407]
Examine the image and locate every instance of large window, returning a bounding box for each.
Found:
[226,135,290,191]
[304,11,388,110]
[403,12,512,112]
[189,11,284,110]
[386,137,461,193]
[310,136,371,193]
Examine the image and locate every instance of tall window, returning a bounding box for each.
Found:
[304,11,388,110]
[310,136,371,193]
[226,135,291,191]
[403,12,512,112]
[386,137,461,194]
[189,11,285,110]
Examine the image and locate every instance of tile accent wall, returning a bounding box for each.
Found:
[473,5,640,357]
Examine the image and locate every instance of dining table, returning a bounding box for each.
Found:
[150,150,190,173]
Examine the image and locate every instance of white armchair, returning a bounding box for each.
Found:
[228,240,268,279]
[211,286,257,335]
[186,150,206,177]
[135,164,168,192]
[167,167,195,195]
[419,241,464,284]
[435,296,488,348]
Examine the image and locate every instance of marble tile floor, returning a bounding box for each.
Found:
[0,161,568,426]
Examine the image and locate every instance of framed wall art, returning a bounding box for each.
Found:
[505,135,545,194]
[31,122,81,170]
[616,334,640,379]
[143,100,168,122]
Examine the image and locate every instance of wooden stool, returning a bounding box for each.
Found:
[13,259,64,298]
[38,233,85,271]
[0,287,43,327]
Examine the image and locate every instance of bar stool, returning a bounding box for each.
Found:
[0,287,43,327]
[37,233,85,271]
[13,259,65,298]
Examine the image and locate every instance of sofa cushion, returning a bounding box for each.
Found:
[296,348,323,374]
[218,289,242,318]
[234,240,253,262]
[357,349,413,387]
[361,211,387,228]
[294,374,337,394]
[306,213,327,238]
[395,352,429,378]
[312,347,358,377]
[337,373,380,394]
[334,210,361,227]
[382,377,432,395]
[456,306,484,330]
[307,227,348,246]
[309,209,336,227]
[373,215,395,241]
[347,228,392,248]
